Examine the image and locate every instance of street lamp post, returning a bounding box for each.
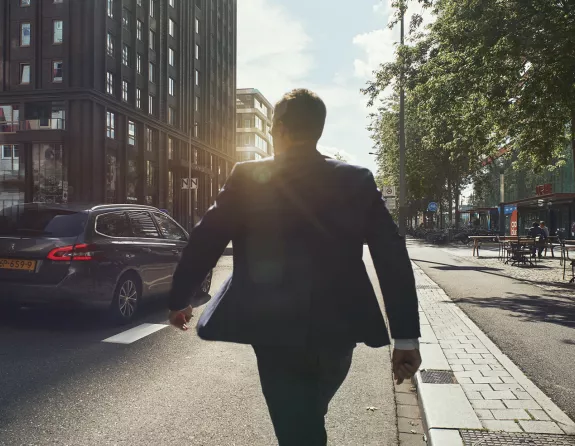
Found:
[398,1,407,236]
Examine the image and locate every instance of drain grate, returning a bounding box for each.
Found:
[416,285,441,290]
[461,431,575,445]
[420,369,458,384]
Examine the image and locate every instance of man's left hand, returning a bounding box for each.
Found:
[169,305,194,331]
[392,348,422,385]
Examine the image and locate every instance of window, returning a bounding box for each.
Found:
[21,23,31,46]
[148,95,154,114]
[153,212,186,241]
[21,0,31,6]
[195,18,199,34]
[54,0,63,3]
[194,122,198,137]
[169,0,175,7]
[168,138,174,159]
[128,211,160,238]
[150,0,155,18]
[107,33,114,57]
[195,44,199,60]
[107,0,113,18]
[52,61,63,82]
[2,145,18,160]
[169,77,175,96]
[53,20,63,44]
[149,30,155,50]
[169,48,175,66]
[128,121,136,145]
[106,72,113,94]
[137,0,141,5]
[106,111,115,138]
[137,53,142,73]
[195,96,199,112]
[168,107,175,125]
[96,212,132,238]
[137,20,143,40]
[169,19,175,37]
[146,161,155,187]
[149,62,155,83]
[122,80,128,101]
[122,44,131,66]
[122,8,130,28]
[136,88,141,108]
[20,64,30,84]
[146,127,153,151]
[195,70,199,86]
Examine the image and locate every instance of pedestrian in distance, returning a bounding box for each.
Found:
[168,88,422,446]
[540,221,549,238]
[528,221,546,258]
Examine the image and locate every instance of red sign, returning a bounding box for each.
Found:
[510,210,518,236]
[536,184,552,196]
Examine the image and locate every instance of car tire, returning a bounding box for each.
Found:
[109,273,141,324]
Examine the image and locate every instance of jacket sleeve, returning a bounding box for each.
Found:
[364,173,420,340]
[168,164,243,311]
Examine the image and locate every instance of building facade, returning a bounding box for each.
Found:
[236,88,273,161]
[0,0,237,228]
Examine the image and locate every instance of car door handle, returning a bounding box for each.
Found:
[172,249,180,255]
[142,247,152,253]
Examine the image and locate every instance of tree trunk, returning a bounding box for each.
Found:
[447,177,453,227]
[454,184,461,229]
[572,113,575,182]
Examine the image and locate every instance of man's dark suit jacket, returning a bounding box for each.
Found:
[169,148,420,348]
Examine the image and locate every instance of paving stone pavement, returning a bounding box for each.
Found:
[412,262,575,443]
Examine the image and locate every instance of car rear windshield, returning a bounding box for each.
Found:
[0,205,88,237]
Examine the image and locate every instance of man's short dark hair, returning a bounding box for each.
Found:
[274,89,327,141]
[533,222,540,227]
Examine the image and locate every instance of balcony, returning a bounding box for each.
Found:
[0,121,20,134]
[21,118,65,130]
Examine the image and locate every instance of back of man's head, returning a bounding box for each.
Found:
[273,89,327,143]
[533,222,540,228]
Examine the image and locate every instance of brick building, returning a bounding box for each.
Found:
[0,0,237,228]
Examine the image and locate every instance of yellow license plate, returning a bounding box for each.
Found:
[0,258,37,272]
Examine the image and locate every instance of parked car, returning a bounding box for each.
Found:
[0,203,212,323]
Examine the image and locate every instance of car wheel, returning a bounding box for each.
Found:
[109,273,141,324]
[200,270,213,294]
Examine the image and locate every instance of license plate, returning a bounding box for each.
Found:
[0,258,37,272]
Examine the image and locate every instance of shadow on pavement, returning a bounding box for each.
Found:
[450,292,575,329]
[412,257,575,291]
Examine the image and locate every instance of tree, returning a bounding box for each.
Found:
[333,152,348,163]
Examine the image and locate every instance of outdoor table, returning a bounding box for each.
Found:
[505,238,537,266]
[469,235,498,257]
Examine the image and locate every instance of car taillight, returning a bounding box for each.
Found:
[47,244,95,261]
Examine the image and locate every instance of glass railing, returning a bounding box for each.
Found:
[22,118,65,130]
[0,121,20,133]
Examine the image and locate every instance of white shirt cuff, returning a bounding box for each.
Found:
[393,339,420,350]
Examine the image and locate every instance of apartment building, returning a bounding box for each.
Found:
[236,88,273,161]
[0,0,237,228]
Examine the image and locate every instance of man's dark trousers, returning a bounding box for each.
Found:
[253,345,355,446]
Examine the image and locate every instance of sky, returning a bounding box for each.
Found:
[236,0,414,173]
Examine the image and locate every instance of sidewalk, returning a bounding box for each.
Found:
[412,262,575,445]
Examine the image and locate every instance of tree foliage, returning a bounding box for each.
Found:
[365,0,575,216]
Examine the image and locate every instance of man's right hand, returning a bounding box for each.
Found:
[392,349,422,385]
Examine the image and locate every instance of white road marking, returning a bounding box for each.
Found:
[102,323,168,344]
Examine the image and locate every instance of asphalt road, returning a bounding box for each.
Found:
[0,249,398,446]
[408,240,575,421]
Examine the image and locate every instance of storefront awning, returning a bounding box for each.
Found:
[501,193,575,208]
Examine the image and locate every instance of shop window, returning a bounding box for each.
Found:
[32,144,67,203]
[126,150,139,203]
[106,151,118,203]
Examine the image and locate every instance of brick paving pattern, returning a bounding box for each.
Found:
[413,263,573,435]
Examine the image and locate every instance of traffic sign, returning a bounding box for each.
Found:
[385,198,397,210]
[383,186,396,197]
[427,202,438,212]
[181,178,198,190]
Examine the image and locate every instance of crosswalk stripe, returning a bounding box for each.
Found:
[102,323,168,344]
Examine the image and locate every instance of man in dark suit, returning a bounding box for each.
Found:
[168,89,421,446]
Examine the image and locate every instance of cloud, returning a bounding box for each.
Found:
[237,0,313,103]
[317,144,358,163]
[352,28,397,80]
